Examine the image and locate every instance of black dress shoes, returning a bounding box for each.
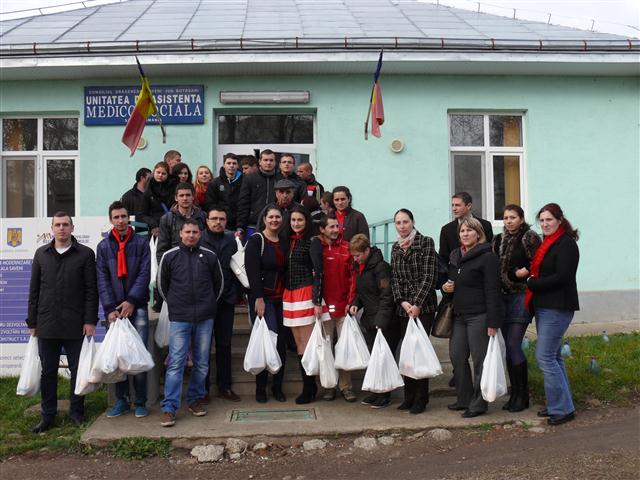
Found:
[547,411,575,426]
[255,389,268,403]
[462,409,486,418]
[447,403,466,411]
[271,388,287,403]
[537,408,549,417]
[31,419,54,433]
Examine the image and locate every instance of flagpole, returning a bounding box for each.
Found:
[135,56,166,143]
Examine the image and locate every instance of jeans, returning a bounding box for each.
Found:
[205,300,235,392]
[38,337,84,420]
[248,296,286,391]
[114,307,149,406]
[450,313,489,413]
[535,308,575,416]
[161,319,214,413]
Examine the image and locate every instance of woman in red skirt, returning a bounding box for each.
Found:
[283,205,330,404]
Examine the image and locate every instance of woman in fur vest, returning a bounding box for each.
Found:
[492,204,541,412]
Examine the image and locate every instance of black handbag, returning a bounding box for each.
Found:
[432,295,454,338]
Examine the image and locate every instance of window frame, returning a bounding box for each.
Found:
[448,111,527,225]
[1,115,79,218]
[214,110,317,172]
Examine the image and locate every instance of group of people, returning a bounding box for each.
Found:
[25,147,580,433]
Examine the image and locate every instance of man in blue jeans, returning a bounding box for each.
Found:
[96,201,151,419]
[157,219,223,427]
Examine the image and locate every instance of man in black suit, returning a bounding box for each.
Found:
[439,192,494,261]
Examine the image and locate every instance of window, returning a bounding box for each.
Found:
[1,117,79,218]
[216,112,316,171]
[448,113,525,222]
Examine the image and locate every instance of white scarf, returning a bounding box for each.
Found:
[397,228,417,250]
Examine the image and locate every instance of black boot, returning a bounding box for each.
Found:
[509,361,530,412]
[295,356,317,405]
[502,361,515,411]
[410,379,430,414]
[398,376,415,410]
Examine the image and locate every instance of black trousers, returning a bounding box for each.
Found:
[38,337,84,420]
[449,312,489,413]
[248,296,287,390]
[205,300,235,392]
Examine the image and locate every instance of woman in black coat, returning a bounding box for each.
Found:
[390,209,438,414]
[331,186,369,242]
[245,204,288,403]
[526,203,580,426]
[443,217,503,418]
[492,204,541,412]
[349,234,400,409]
[138,161,178,236]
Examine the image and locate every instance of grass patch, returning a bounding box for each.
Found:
[0,376,107,459]
[525,332,640,407]
[108,437,172,460]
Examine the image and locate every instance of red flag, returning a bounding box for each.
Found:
[371,81,384,138]
[365,50,384,140]
[122,58,165,156]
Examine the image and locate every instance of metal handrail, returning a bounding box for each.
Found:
[369,218,394,261]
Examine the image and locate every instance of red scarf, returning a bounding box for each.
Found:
[525,226,565,311]
[112,227,133,278]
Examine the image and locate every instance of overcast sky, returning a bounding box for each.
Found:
[1,0,638,37]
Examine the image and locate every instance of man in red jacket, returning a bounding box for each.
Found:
[318,214,356,402]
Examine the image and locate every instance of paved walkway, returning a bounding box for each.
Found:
[81,394,543,447]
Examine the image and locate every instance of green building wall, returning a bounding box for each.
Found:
[1,73,638,294]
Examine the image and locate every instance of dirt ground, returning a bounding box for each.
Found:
[2,406,638,480]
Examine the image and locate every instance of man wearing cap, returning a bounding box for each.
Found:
[274,178,304,226]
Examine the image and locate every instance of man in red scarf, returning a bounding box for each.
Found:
[96,201,151,419]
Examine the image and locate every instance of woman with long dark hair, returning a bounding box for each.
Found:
[174,163,193,185]
[138,161,177,237]
[245,204,288,403]
[492,204,541,412]
[331,186,369,242]
[282,206,330,404]
[526,203,580,426]
[443,217,503,418]
[390,208,438,414]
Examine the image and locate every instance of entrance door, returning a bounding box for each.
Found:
[216,113,316,172]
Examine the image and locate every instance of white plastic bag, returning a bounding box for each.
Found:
[334,314,370,371]
[98,318,122,375]
[263,328,282,375]
[149,236,158,289]
[318,330,338,389]
[230,237,250,288]
[244,317,268,375]
[16,336,41,397]
[89,342,126,384]
[398,317,443,379]
[301,320,323,376]
[362,329,404,393]
[480,335,508,402]
[116,317,155,375]
[74,336,101,396]
[154,302,170,348]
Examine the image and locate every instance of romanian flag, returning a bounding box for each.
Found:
[365,50,385,140]
[122,58,165,156]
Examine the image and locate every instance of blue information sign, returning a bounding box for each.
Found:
[84,85,204,125]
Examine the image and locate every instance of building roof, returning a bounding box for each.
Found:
[1,0,637,79]
[0,0,633,45]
